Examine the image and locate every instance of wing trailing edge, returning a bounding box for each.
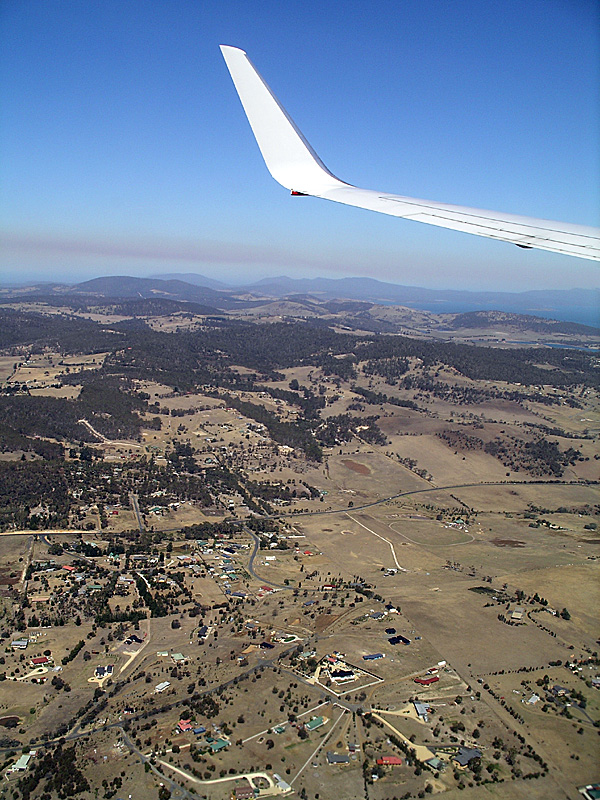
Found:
[220,45,600,262]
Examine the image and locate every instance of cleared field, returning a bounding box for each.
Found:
[399,578,567,673]
[0,356,16,383]
[388,519,473,546]
[453,482,599,512]
[327,449,427,499]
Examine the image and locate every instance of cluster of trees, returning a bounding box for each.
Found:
[4,308,595,393]
[484,436,581,477]
[317,413,387,446]
[17,744,90,800]
[223,394,322,461]
[0,375,153,450]
[352,384,418,410]
[438,429,581,477]
[0,454,220,532]
[259,383,326,416]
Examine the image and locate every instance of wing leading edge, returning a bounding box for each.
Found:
[220,45,600,262]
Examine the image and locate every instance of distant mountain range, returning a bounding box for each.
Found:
[1,273,598,330]
[150,273,598,327]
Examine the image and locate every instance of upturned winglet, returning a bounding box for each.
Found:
[219,45,346,195]
[220,45,600,261]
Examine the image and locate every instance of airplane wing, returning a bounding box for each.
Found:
[220,45,600,262]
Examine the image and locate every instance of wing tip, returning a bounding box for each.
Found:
[220,44,247,56]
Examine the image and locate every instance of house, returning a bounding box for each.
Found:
[552,685,569,697]
[377,756,403,766]
[171,652,187,664]
[414,675,439,686]
[388,635,411,646]
[452,747,482,767]
[209,737,230,753]
[414,702,430,721]
[30,656,50,667]
[272,774,292,792]
[177,719,193,733]
[327,752,350,765]
[95,666,106,678]
[578,784,600,800]
[11,639,29,650]
[155,681,171,693]
[330,668,355,683]
[425,756,445,772]
[233,786,254,800]
[9,753,33,773]
[511,607,524,621]
[305,716,325,732]
[526,693,540,705]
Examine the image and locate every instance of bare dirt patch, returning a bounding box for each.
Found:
[342,459,370,475]
[314,613,341,633]
[491,538,526,548]
[0,569,19,585]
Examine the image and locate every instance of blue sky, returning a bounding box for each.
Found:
[1,0,599,291]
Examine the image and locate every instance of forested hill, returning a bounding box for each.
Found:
[1,308,597,390]
[450,311,599,336]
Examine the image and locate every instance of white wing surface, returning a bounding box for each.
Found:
[220,45,600,262]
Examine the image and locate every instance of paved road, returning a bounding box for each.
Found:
[120,728,195,800]
[1,480,592,540]
[245,528,294,590]
[271,478,596,520]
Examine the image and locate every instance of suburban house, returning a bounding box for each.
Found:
[452,747,482,768]
[327,752,350,765]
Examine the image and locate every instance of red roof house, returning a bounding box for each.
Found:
[414,675,439,686]
[377,756,403,766]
